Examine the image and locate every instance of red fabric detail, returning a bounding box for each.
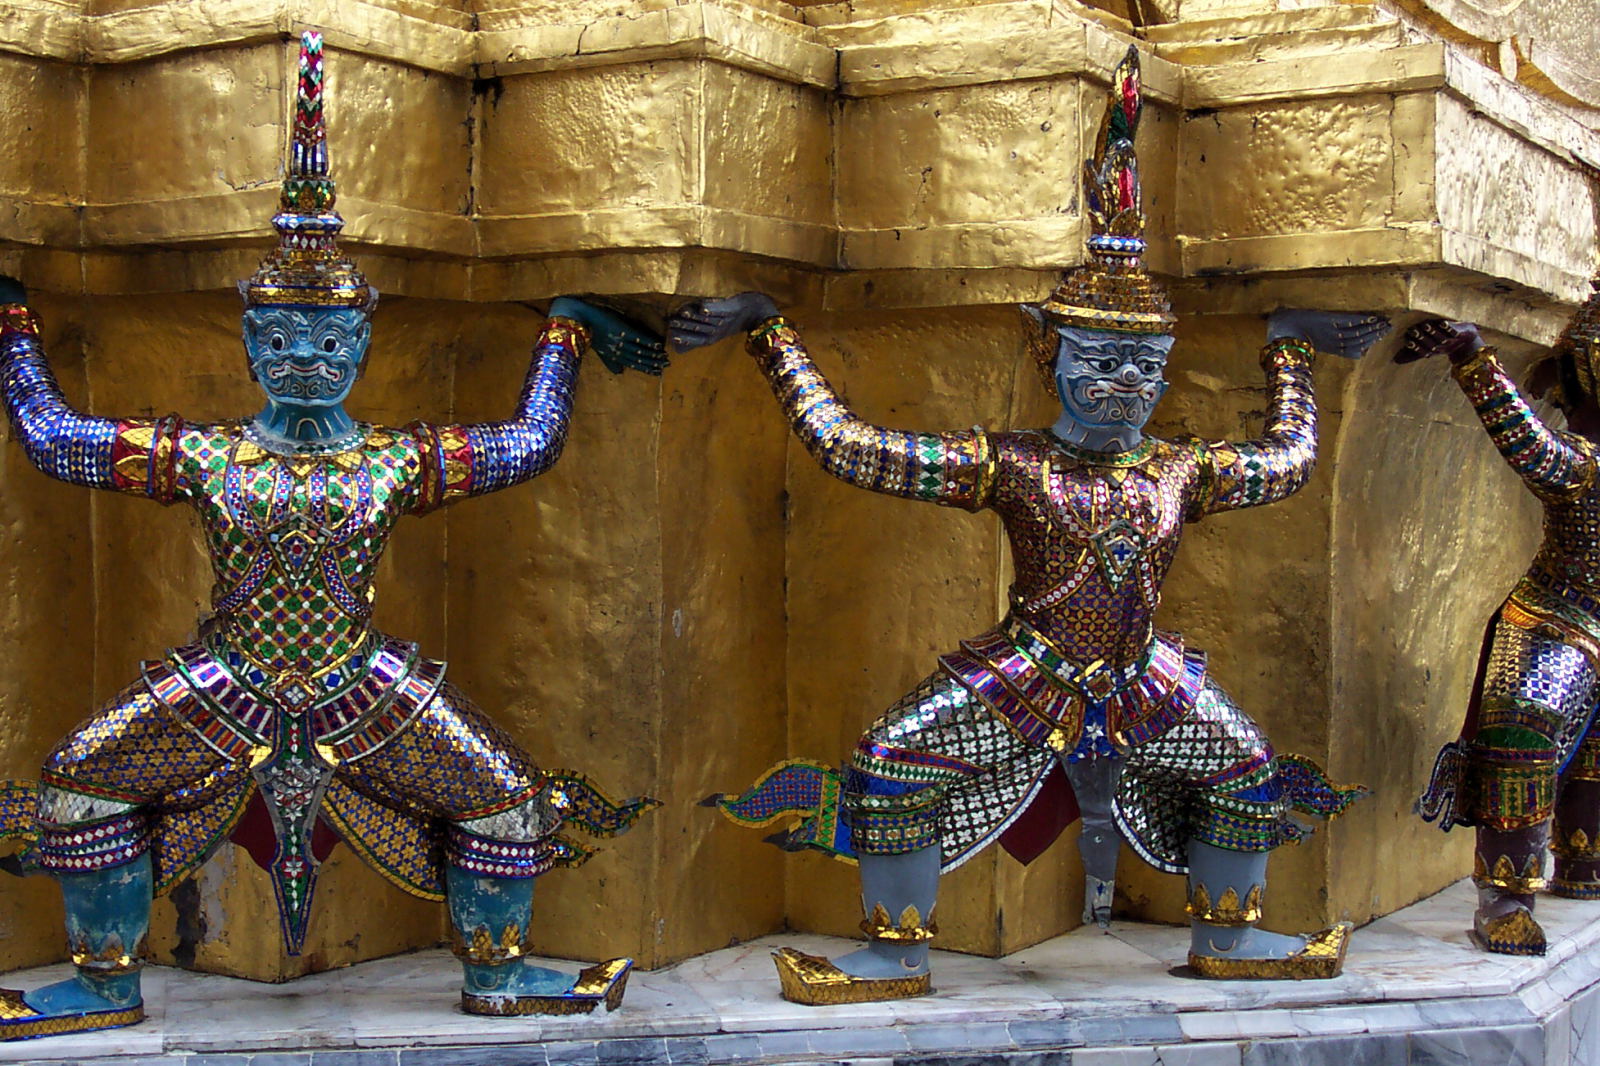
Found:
[229,792,341,870]
[230,792,277,872]
[312,816,340,863]
[999,762,1080,865]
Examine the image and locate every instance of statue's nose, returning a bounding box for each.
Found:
[1117,364,1141,385]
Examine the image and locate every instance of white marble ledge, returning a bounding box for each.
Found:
[0,877,1594,1064]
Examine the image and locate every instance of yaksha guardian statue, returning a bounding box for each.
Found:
[678,47,1386,1004]
[1414,283,1600,956]
[0,33,660,1038]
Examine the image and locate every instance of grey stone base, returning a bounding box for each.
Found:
[0,879,1595,1065]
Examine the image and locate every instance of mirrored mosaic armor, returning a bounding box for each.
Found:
[1420,321,1600,955]
[721,322,1357,873]
[0,32,655,1038]
[706,46,1373,1002]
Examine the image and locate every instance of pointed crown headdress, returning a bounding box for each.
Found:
[242,31,373,311]
[1036,46,1175,338]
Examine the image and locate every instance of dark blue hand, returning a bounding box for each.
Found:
[1266,309,1391,359]
[549,296,668,376]
[0,275,27,306]
[667,293,781,353]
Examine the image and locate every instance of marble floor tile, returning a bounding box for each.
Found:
[0,878,1595,1063]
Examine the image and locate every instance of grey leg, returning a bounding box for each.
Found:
[1062,755,1121,926]
[1187,839,1311,961]
[832,845,940,979]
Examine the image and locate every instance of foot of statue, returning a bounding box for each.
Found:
[459,957,633,1016]
[0,971,143,1041]
[1551,856,1600,899]
[1187,922,1353,980]
[1472,891,1546,956]
[771,941,931,1006]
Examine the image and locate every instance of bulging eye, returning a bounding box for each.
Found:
[321,336,339,353]
[269,334,286,352]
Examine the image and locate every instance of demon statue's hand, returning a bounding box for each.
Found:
[1267,309,1391,359]
[0,275,27,306]
[549,296,669,376]
[667,293,781,353]
[1394,318,1484,365]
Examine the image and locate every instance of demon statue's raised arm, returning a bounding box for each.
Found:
[678,46,1386,1005]
[0,32,661,1038]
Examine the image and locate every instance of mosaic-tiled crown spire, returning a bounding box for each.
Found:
[1037,45,1175,336]
[242,31,372,309]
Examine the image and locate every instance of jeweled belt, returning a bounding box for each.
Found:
[998,614,1153,702]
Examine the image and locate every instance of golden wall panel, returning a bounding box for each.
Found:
[1179,94,1401,241]
[147,845,443,981]
[475,63,700,219]
[1324,328,1545,925]
[329,50,473,218]
[0,53,83,211]
[1435,92,1597,303]
[700,64,831,228]
[83,0,470,24]
[0,295,94,973]
[1389,0,1599,108]
[655,333,791,962]
[85,45,283,210]
[836,78,1082,232]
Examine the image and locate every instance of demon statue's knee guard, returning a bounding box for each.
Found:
[1409,290,1600,956]
[691,46,1383,1003]
[0,32,661,1036]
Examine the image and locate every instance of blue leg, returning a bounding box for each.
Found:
[446,865,632,1016]
[0,851,150,1041]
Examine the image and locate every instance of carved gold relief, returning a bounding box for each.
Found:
[1188,922,1352,980]
[1551,826,1600,860]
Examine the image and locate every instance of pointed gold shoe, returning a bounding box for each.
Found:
[771,947,931,1006]
[0,988,144,1040]
[1472,906,1547,956]
[461,958,633,1016]
[1187,922,1353,980]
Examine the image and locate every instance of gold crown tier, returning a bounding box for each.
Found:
[1038,255,1178,335]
